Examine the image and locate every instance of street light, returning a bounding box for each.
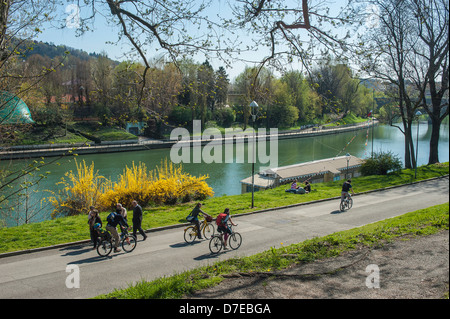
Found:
[346,153,351,179]
[250,101,259,208]
[415,111,422,179]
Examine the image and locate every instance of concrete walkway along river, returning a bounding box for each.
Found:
[0,176,448,299]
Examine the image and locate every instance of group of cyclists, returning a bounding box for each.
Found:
[88,200,146,253]
[187,203,237,250]
[88,179,355,254]
[185,179,355,247]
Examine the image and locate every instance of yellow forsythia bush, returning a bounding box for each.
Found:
[49,159,106,218]
[99,161,155,209]
[48,159,213,217]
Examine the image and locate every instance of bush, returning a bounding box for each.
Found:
[48,160,106,218]
[361,151,402,176]
[48,159,214,217]
[168,105,193,126]
[213,107,236,127]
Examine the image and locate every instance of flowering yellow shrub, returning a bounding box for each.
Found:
[100,159,214,207]
[99,161,155,209]
[48,159,214,217]
[48,159,106,218]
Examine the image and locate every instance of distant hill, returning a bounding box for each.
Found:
[14,38,108,61]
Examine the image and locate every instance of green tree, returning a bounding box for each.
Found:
[281,71,321,123]
[215,66,230,107]
[309,62,353,116]
[233,66,273,129]
[144,63,182,118]
[197,60,215,128]
[265,79,298,127]
[91,52,114,110]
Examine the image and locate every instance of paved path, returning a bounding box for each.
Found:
[0,177,448,299]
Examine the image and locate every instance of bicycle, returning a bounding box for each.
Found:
[340,193,353,212]
[209,223,242,254]
[184,215,215,243]
[96,227,137,257]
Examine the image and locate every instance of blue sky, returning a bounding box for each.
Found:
[35,1,353,81]
[36,1,249,80]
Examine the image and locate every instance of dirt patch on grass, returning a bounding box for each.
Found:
[189,230,449,299]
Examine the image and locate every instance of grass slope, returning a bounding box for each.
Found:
[96,202,449,299]
[0,162,448,254]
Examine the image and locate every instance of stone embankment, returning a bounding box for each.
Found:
[0,121,377,160]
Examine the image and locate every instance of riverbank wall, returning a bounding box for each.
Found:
[0,121,377,160]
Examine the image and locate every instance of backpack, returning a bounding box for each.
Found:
[342,182,351,192]
[216,213,227,226]
[107,212,116,225]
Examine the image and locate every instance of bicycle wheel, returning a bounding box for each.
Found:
[97,239,113,257]
[228,232,242,250]
[209,236,223,254]
[122,234,137,253]
[184,226,197,244]
[203,222,215,239]
[347,197,353,210]
[340,200,346,212]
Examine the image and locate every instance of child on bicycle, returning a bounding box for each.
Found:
[216,208,237,250]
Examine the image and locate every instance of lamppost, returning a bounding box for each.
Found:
[250,100,259,208]
[372,88,375,159]
[346,153,351,179]
[414,111,422,179]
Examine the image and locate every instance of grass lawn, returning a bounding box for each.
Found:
[96,202,449,299]
[71,122,137,141]
[7,122,137,146]
[12,125,88,145]
[0,162,448,254]
[323,112,369,127]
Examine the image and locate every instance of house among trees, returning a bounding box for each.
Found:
[126,122,146,136]
[240,155,364,193]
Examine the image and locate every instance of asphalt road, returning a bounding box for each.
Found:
[0,177,448,299]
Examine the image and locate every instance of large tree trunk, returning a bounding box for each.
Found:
[428,113,441,164]
[403,121,414,169]
[426,76,448,164]
[0,0,10,62]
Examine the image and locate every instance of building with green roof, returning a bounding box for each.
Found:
[0,91,34,124]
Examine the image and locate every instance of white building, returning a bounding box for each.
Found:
[240,155,364,193]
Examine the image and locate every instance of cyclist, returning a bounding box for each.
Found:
[106,210,129,252]
[341,179,354,203]
[216,208,237,250]
[188,203,209,240]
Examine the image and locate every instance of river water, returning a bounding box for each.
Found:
[1,122,449,226]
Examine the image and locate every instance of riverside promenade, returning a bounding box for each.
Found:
[0,121,377,160]
[0,176,447,299]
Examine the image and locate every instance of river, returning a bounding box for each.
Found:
[1,122,449,226]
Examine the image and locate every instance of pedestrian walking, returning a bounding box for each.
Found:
[88,206,102,249]
[132,200,147,241]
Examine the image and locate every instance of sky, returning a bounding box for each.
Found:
[34,1,357,81]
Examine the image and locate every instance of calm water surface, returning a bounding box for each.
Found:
[2,123,449,225]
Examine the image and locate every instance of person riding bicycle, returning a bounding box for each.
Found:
[341,179,354,202]
[216,208,237,250]
[187,203,209,240]
[106,210,129,252]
